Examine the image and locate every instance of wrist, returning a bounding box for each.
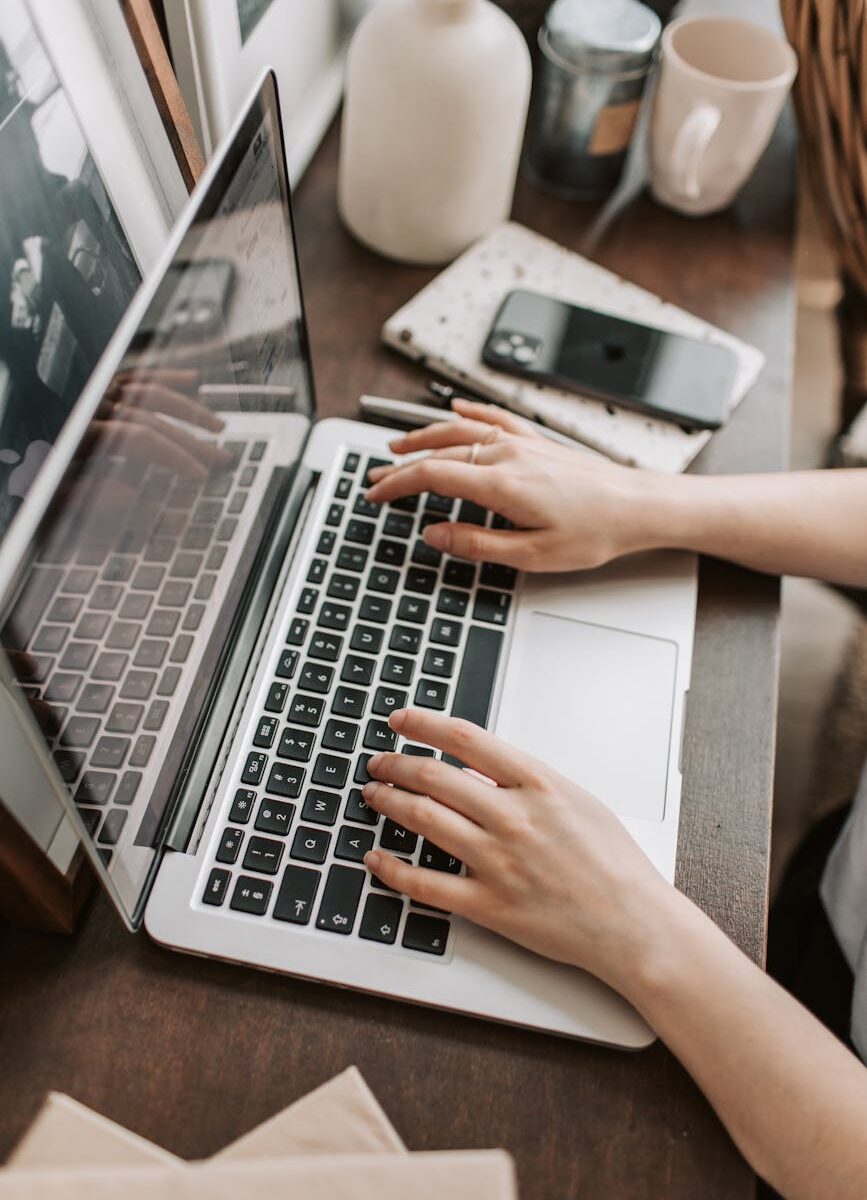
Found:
[616,470,726,559]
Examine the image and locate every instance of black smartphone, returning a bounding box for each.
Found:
[482,289,741,431]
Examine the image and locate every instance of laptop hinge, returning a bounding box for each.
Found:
[162,467,318,855]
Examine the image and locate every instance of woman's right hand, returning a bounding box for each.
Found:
[365,398,674,573]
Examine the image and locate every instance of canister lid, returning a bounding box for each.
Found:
[544,0,661,73]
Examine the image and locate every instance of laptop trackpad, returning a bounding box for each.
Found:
[495,612,677,822]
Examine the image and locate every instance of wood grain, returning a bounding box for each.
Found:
[0,2,794,1196]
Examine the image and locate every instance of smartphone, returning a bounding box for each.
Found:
[482,289,741,431]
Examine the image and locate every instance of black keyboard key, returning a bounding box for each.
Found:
[319,601,351,632]
[327,574,359,602]
[265,681,289,712]
[91,736,130,768]
[430,618,462,647]
[363,457,391,487]
[90,583,123,610]
[480,563,518,590]
[171,551,205,578]
[203,868,231,906]
[334,476,352,500]
[332,686,367,719]
[182,525,212,551]
[311,753,350,789]
[76,682,112,712]
[353,495,379,519]
[316,864,365,933]
[437,588,469,617]
[363,719,397,752]
[93,651,129,682]
[255,798,296,835]
[336,545,368,573]
[299,661,334,693]
[166,641,186,674]
[375,539,406,567]
[33,626,68,653]
[357,755,375,787]
[160,581,191,607]
[230,788,256,823]
[265,762,306,798]
[411,538,441,568]
[291,824,331,864]
[345,787,379,825]
[397,596,429,625]
[343,452,360,473]
[26,655,53,683]
[115,772,141,805]
[473,588,512,626]
[373,686,407,716]
[288,694,325,726]
[325,502,344,527]
[146,610,179,638]
[366,567,399,595]
[297,587,318,615]
[60,642,95,671]
[389,625,421,655]
[318,525,337,551]
[144,699,170,731]
[76,611,111,638]
[277,727,316,761]
[216,518,237,543]
[239,465,257,487]
[415,678,449,709]
[383,512,413,538]
[450,624,503,734]
[418,512,445,534]
[307,558,327,584]
[273,864,320,924]
[422,649,456,678]
[360,893,403,944]
[134,639,168,669]
[402,911,450,955]
[345,518,376,546]
[230,875,272,916]
[381,819,418,854]
[253,715,278,748]
[216,827,244,863]
[54,749,85,783]
[419,840,462,873]
[98,809,128,846]
[243,835,284,875]
[444,560,475,589]
[381,655,414,685]
[242,751,268,784]
[350,624,383,654]
[358,594,391,624]
[491,513,514,530]
[129,735,156,768]
[405,567,437,595]
[106,702,144,734]
[249,440,267,461]
[341,655,375,686]
[301,788,341,826]
[322,718,359,753]
[74,772,115,806]
[390,494,420,513]
[309,631,343,662]
[457,500,487,526]
[286,618,309,646]
[63,567,96,594]
[335,824,375,863]
[403,744,435,756]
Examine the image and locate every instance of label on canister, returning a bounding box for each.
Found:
[588,98,641,156]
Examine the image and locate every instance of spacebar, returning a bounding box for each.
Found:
[449,625,504,732]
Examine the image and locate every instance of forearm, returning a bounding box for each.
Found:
[624,890,867,1199]
[631,469,867,587]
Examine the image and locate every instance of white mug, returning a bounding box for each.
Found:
[650,15,797,216]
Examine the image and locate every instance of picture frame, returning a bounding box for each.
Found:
[163,0,346,183]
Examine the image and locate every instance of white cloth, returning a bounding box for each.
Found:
[821,759,867,1058]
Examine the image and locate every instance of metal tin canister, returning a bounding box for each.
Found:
[523,0,661,200]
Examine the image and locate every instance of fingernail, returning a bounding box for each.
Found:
[424,523,450,550]
[364,850,382,871]
[367,752,383,774]
[387,708,407,731]
[368,466,386,480]
[361,780,377,800]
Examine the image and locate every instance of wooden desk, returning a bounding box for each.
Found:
[0,26,795,1200]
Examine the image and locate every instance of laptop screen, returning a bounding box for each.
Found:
[0,74,315,925]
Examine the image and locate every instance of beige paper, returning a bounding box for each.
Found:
[0,1152,517,1200]
[8,1068,404,1170]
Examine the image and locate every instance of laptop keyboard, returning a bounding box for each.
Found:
[201,451,518,959]
[10,438,268,863]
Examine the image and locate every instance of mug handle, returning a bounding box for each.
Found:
[670,104,721,200]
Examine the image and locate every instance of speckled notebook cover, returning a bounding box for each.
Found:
[382,222,764,473]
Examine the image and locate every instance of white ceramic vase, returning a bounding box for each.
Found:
[338,0,532,265]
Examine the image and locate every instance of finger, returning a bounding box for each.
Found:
[450,397,544,439]
[102,422,207,480]
[366,749,501,827]
[113,409,232,469]
[423,521,541,568]
[365,458,507,511]
[362,780,483,864]
[384,418,504,459]
[363,849,482,915]
[388,708,542,788]
[119,381,225,431]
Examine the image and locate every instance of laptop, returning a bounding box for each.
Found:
[0,72,696,1048]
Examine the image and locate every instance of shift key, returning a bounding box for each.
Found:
[316,864,365,935]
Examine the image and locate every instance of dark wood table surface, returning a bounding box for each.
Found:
[0,10,795,1197]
